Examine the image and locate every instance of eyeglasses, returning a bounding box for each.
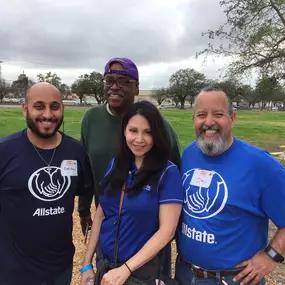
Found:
[102,78,136,87]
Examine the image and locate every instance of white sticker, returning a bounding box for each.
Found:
[155,280,165,285]
[190,169,214,188]
[60,160,78,177]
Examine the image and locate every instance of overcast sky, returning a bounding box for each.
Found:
[0,0,242,89]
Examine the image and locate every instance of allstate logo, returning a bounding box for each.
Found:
[182,168,228,219]
[28,167,71,201]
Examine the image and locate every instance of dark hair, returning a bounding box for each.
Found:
[101,100,171,197]
[194,86,233,115]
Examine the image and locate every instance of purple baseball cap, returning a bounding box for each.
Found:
[104,57,139,81]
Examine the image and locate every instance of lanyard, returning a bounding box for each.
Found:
[114,182,126,266]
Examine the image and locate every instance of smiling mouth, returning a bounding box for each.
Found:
[133,145,145,149]
[109,94,124,98]
[205,130,218,134]
[37,120,56,126]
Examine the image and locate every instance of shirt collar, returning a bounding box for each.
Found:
[106,103,115,116]
[129,161,139,175]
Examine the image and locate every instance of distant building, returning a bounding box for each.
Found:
[136,90,156,104]
[74,89,172,106]
[18,72,28,82]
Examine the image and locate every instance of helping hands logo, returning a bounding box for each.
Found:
[182,169,228,219]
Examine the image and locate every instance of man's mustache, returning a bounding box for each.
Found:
[36,118,58,123]
[107,91,124,97]
[199,125,221,133]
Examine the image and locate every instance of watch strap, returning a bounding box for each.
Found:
[265,245,284,263]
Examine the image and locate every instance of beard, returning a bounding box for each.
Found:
[196,125,227,156]
[26,110,63,139]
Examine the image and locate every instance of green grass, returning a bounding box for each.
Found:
[159,109,285,151]
[0,107,285,152]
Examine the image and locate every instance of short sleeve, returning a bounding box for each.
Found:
[260,153,285,228]
[158,163,183,204]
[162,117,181,169]
[0,142,6,181]
[101,158,115,181]
[80,113,88,146]
[76,151,94,197]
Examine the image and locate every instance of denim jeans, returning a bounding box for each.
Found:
[1,265,73,285]
[175,257,266,285]
[39,265,73,285]
[51,265,73,285]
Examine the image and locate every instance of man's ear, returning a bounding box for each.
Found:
[231,112,236,128]
[135,82,139,97]
[22,103,28,118]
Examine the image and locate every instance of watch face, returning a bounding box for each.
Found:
[266,246,285,263]
[268,249,276,257]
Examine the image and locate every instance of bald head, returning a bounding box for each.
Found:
[25,82,62,103]
[194,87,233,115]
[22,82,64,140]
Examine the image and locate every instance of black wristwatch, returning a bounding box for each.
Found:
[265,245,284,263]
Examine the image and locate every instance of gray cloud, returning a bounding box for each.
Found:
[0,0,227,87]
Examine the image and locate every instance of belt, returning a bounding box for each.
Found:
[181,258,243,279]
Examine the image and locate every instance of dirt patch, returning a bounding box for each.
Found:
[72,199,284,285]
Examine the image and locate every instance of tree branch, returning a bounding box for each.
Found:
[270,0,285,27]
[243,4,271,26]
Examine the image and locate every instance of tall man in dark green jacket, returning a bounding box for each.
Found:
[78,57,181,220]
[78,58,181,275]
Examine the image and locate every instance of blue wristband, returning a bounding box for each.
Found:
[80,263,93,273]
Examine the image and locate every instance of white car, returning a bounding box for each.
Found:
[11,98,20,103]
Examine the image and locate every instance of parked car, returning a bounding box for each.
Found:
[73,99,92,106]
[11,98,20,103]
[3,98,12,103]
[238,105,252,110]
[74,100,81,105]
[157,105,168,109]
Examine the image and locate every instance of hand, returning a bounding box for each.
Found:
[233,250,277,285]
[80,268,96,285]
[80,216,93,236]
[101,264,131,285]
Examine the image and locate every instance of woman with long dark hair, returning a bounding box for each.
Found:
[80,101,182,285]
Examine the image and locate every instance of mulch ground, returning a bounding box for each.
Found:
[71,198,283,285]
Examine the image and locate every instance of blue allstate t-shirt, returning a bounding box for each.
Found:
[99,159,183,262]
[177,138,285,270]
[0,130,94,285]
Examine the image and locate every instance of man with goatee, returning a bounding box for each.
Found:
[176,87,285,285]
[0,82,94,285]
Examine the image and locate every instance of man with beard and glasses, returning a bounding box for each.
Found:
[78,57,181,277]
[0,82,94,285]
[175,87,285,285]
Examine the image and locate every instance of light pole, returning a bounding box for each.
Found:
[0,61,3,84]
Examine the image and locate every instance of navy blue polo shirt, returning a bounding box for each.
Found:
[0,129,94,285]
[99,159,183,262]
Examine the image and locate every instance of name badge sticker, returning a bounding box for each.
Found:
[190,169,214,188]
[61,160,78,177]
